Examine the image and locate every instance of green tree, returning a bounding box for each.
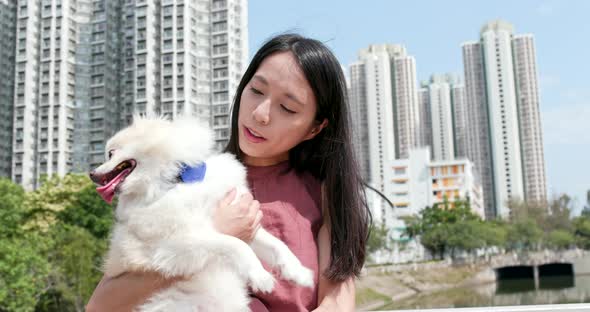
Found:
[506,218,543,251]
[402,199,483,259]
[0,175,112,311]
[479,220,508,248]
[507,194,574,247]
[57,184,113,240]
[30,178,111,311]
[24,174,94,230]
[507,198,549,229]
[41,225,106,312]
[0,178,26,238]
[0,233,51,312]
[546,229,575,250]
[581,190,590,218]
[546,194,573,232]
[446,220,485,255]
[573,215,590,249]
[0,179,52,311]
[507,198,541,222]
[367,223,390,254]
[420,224,451,259]
[400,215,421,240]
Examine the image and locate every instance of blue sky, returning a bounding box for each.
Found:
[248,0,590,213]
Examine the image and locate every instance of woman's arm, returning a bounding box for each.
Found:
[86,189,261,311]
[85,271,180,312]
[312,224,356,312]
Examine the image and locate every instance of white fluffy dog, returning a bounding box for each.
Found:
[90,115,314,311]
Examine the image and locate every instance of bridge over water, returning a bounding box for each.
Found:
[481,249,590,289]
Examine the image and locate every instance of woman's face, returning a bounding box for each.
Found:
[238,51,327,166]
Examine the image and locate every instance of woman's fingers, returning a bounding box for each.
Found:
[214,190,262,242]
[219,188,237,208]
[249,210,264,241]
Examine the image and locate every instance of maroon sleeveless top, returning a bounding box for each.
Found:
[246,161,323,312]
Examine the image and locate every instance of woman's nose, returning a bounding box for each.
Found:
[252,99,270,125]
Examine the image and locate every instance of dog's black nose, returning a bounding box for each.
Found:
[89,170,100,184]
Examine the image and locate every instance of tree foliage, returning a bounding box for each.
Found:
[57,184,114,240]
[546,229,575,250]
[505,218,543,250]
[573,214,590,249]
[367,222,390,254]
[0,175,113,311]
[0,233,51,312]
[401,192,586,259]
[403,199,488,258]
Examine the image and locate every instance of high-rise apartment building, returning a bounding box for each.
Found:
[462,20,546,218]
[11,0,93,189]
[349,44,421,222]
[3,0,248,187]
[512,34,547,204]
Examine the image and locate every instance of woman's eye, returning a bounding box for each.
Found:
[250,87,263,95]
[281,105,296,114]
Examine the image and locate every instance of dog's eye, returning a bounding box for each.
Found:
[108,150,114,160]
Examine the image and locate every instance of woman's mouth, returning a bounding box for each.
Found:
[243,126,267,143]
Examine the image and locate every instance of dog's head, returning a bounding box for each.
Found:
[89,114,213,204]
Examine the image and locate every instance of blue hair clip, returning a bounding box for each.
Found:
[179,162,207,183]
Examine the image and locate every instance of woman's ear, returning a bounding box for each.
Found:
[304,118,329,141]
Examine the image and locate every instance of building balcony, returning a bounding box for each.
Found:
[431,184,462,192]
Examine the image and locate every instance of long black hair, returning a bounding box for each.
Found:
[225,33,370,281]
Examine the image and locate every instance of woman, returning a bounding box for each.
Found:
[86,33,370,312]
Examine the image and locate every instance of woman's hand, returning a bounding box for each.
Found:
[213,188,263,242]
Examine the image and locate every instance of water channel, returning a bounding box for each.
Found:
[380,274,590,310]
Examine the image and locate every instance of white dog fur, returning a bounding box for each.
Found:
[91,115,314,311]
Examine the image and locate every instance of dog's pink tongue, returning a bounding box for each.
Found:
[96,168,131,204]
[96,183,116,204]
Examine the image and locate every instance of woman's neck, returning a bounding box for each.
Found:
[242,153,288,167]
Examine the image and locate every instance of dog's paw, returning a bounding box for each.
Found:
[248,268,275,294]
[280,262,315,288]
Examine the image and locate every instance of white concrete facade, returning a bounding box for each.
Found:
[462,40,496,219]
[481,20,525,218]
[3,0,249,188]
[393,55,420,159]
[462,20,546,219]
[12,0,90,189]
[361,48,397,221]
[512,34,547,204]
[389,148,484,220]
[349,44,421,222]
[379,148,485,264]
[428,75,457,161]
